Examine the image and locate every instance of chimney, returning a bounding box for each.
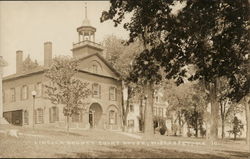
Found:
[16,50,23,74]
[44,42,52,67]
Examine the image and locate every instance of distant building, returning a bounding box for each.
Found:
[2,6,122,130]
[126,87,170,133]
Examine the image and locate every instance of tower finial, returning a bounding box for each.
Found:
[85,2,87,19]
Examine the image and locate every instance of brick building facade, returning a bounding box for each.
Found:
[2,8,122,130]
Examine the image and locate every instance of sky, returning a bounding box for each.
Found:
[0,1,130,76]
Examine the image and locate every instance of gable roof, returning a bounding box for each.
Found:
[77,53,121,77]
[3,53,121,82]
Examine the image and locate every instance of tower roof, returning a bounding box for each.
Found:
[82,3,91,26]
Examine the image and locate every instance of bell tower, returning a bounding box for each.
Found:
[72,3,103,58]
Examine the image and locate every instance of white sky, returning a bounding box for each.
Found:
[0,1,129,76]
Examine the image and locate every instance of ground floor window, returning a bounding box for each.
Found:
[35,108,44,124]
[109,110,117,125]
[23,110,29,125]
[49,106,59,123]
[72,110,82,123]
[128,120,134,128]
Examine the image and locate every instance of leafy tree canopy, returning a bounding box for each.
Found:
[101,0,250,102]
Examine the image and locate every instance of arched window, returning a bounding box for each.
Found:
[24,110,29,125]
[92,64,98,73]
[109,110,117,125]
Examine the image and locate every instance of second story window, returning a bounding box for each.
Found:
[129,104,134,112]
[10,88,16,102]
[92,83,101,98]
[109,87,117,101]
[21,85,28,100]
[36,82,43,97]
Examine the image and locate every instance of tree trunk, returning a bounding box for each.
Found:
[221,117,225,139]
[67,116,69,134]
[144,82,154,135]
[121,82,126,131]
[210,80,219,141]
[139,95,144,132]
[195,116,198,137]
[245,97,250,152]
[121,83,132,132]
[178,111,182,136]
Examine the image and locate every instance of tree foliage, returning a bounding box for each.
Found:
[102,0,249,101]
[22,55,39,72]
[44,56,91,131]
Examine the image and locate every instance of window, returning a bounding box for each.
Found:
[92,64,98,73]
[129,105,134,112]
[158,108,163,117]
[24,110,29,125]
[35,108,44,124]
[21,85,28,100]
[109,87,117,101]
[128,120,134,128]
[72,111,82,122]
[92,83,101,98]
[36,82,43,97]
[49,107,59,123]
[109,110,117,124]
[10,88,16,102]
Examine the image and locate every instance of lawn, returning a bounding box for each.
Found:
[0,125,249,158]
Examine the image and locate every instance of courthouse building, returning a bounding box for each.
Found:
[2,8,122,130]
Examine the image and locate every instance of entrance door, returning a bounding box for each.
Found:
[88,103,103,128]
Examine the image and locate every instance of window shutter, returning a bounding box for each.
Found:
[20,87,22,100]
[56,107,59,121]
[115,88,117,101]
[34,110,37,124]
[99,85,101,99]
[109,87,111,100]
[49,108,52,123]
[27,86,29,100]
[92,84,94,98]
[41,84,44,97]
[115,112,117,124]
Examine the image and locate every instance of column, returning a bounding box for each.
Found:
[89,31,91,41]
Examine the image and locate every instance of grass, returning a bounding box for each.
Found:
[0,125,249,158]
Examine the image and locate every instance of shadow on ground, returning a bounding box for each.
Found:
[220,150,250,158]
[56,145,227,158]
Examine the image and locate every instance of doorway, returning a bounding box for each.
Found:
[89,103,102,128]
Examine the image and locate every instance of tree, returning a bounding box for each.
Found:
[44,56,91,132]
[103,35,143,131]
[101,0,249,140]
[229,116,244,140]
[22,55,39,72]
